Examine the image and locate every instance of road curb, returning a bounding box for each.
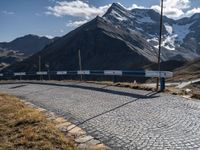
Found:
[19,99,110,150]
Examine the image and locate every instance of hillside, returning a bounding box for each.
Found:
[3,16,158,72]
[170,58,200,81]
[0,35,56,70]
[0,34,54,55]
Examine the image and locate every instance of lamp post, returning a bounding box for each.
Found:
[156,0,164,91]
[45,63,50,80]
[38,55,42,80]
[78,49,82,81]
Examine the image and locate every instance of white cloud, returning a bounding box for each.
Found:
[46,0,110,19]
[165,0,190,9]
[46,0,200,30]
[45,35,54,39]
[66,20,88,27]
[128,4,146,10]
[2,10,15,15]
[150,0,199,19]
[151,5,185,19]
[186,8,200,17]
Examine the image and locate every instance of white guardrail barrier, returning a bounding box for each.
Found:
[0,70,173,91]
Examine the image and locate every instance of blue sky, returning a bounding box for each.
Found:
[0,0,200,42]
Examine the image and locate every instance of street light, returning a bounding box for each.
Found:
[78,49,83,81]
[156,0,164,91]
[45,63,50,80]
[38,55,42,80]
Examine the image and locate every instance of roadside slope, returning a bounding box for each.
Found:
[0,93,76,150]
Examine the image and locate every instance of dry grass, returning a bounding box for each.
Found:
[165,83,200,100]
[168,72,200,82]
[0,93,77,150]
[191,94,200,99]
[86,81,156,91]
[187,83,200,100]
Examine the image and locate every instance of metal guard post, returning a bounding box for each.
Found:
[160,77,165,91]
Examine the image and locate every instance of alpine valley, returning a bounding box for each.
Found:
[2,3,200,72]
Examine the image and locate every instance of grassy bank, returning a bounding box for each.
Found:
[0,93,77,150]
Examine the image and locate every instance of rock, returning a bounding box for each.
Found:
[36,108,47,112]
[75,136,93,143]
[54,117,67,124]
[78,143,90,150]
[56,122,72,129]
[68,125,86,137]
[87,139,101,146]
[185,88,192,94]
[89,144,110,150]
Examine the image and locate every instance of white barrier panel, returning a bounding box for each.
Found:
[104,70,122,76]
[0,74,3,77]
[57,71,67,75]
[14,72,26,76]
[78,70,90,75]
[36,72,47,75]
[145,71,173,78]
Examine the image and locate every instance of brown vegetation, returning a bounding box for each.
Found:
[0,93,76,150]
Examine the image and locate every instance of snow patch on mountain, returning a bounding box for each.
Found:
[162,35,177,50]
[135,27,144,32]
[110,10,127,21]
[137,16,155,23]
[173,22,194,42]
[147,37,158,43]
[165,24,173,34]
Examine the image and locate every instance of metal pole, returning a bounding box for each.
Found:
[156,0,164,91]
[78,49,82,81]
[46,64,50,80]
[39,55,41,80]
[48,69,50,80]
[160,77,165,91]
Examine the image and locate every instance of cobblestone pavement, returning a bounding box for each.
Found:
[1,82,200,149]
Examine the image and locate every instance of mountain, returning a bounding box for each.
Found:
[3,16,159,72]
[169,58,200,81]
[103,3,200,61]
[0,34,56,70]
[3,3,200,73]
[0,34,55,55]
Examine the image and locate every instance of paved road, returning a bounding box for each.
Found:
[1,81,200,149]
[176,78,200,89]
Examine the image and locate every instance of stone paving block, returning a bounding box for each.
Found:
[75,135,94,143]
[56,122,72,129]
[54,117,68,123]
[2,82,200,149]
[89,144,110,150]
[68,126,86,137]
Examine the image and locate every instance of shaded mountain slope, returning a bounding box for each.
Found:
[0,34,54,55]
[169,58,200,81]
[0,35,56,70]
[3,17,158,72]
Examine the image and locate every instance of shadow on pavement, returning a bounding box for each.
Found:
[68,91,158,132]
[0,81,159,99]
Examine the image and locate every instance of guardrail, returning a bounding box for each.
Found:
[0,70,173,91]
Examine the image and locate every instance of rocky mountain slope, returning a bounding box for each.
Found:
[103,3,200,61]
[0,34,54,55]
[170,58,200,81]
[3,16,158,72]
[0,34,55,69]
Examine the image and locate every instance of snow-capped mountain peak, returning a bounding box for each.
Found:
[102,4,200,61]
